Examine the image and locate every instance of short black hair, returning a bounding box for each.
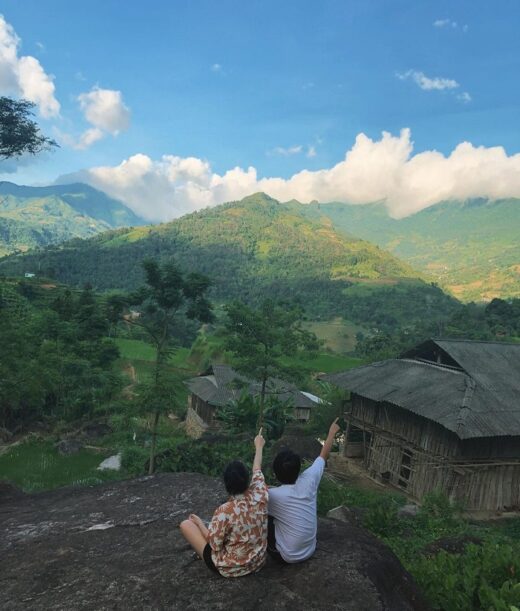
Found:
[273,450,301,484]
[223,460,250,495]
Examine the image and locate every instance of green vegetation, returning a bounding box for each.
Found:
[0,279,122,432]
[296,198,520,302]
[0,193,454,330]
[0,182,144,256]
[121,259,213,474]
[317,479,520,611]
[0,440,119,492]
[224,299,319,424]
[0,96,57,160]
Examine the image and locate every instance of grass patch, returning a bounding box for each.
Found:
[0,440,121,492]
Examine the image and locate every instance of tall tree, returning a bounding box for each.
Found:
[127,259,213,474]
[224,299,320,427]
[0,97,58,159]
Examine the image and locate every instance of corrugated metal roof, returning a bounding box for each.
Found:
[186,364,317,409]
[323,339,520,440]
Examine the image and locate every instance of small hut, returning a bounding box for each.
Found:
[185,364,319,435]
[324,339,520,512]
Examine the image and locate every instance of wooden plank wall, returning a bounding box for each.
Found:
[346,394,520,511]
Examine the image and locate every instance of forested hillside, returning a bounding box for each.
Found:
[0,182,145,256]
[0,192,459,330]
[294,198,520,302]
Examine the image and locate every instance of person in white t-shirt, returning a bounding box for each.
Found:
[267,418,341,564]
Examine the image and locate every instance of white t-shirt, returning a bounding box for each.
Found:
[267,456,325,563]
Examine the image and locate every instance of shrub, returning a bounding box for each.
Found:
[410,542,520,610]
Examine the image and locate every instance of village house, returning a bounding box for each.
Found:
[324,339,520,512]
[185,364,320,436]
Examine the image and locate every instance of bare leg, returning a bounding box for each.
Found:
[179,519,207,558]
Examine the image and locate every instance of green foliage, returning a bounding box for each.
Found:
[304,382,345,436]
[318,478,520,610]
[216,393,292,440]
[0,96,57,159]
[224,298,319,424]
[297,198,520,302]
[173,439,253,477]
[410,543,520,610]
[0,280,122,431]
[123,259,213,474]
[0,193,439,327]
[0,182,143,258]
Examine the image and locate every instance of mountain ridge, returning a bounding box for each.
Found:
[0,182,146,256]
[0,192,460,330]
[292,197,520,301]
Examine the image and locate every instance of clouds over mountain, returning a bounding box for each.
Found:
[0,14,60,117]
[58,129,520,222]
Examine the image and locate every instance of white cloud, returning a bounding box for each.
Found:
[457,91,472,103]
[433,18,468,31]
[59,86,131,150]
[269,145,303,156]
[433,18,458,28]
[56,129,520,222]
[397,70,459,91]
[0,14,60,117]
[307,146,317,158]
[77,87,130,135]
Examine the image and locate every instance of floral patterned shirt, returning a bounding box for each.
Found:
[208,469,268,578]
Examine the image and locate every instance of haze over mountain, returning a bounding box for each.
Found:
[0,192,458,329]
[0,182,146,257]
[293,197,520,302]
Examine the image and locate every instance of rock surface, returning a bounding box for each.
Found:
[271,434,323,461]
[0,473,429,610]
[97,453,122,471]
[55,439,84,455]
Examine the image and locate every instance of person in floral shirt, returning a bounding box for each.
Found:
[179,428,268,577]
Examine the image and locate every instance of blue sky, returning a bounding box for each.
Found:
[1,1,520,220]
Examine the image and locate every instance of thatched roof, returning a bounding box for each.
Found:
[186,364,318,409]
[323,339,520,440]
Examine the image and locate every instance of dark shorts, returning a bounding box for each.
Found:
[267,515,288,564]
[203,543,219,574]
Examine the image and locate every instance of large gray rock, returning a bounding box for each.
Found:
[271,434,323,462]
[55,439,84,455]
[0,473,428,610]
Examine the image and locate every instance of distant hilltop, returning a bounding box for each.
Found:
[0,181,146,257]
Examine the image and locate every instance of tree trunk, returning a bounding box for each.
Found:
[148,410,160,475]
[258,376,267,429]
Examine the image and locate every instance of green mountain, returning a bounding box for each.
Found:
[0,193,458,329]
[293,198,520,302]
[0,182,146,256]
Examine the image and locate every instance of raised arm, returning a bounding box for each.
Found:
[253,427,265,471]
[320,418,341,461]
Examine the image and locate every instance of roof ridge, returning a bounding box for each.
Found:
[399,358,465,374]
[433,337,520,347]
[456,375,476,436]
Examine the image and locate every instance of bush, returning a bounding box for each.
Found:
[410,542,520,610]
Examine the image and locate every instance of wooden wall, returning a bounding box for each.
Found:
[188,394,216,426]
[345,394,520,511]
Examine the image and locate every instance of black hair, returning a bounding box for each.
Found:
[223,460,250,495]
[273,449,301,484]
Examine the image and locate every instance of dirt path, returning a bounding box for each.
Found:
[122,363,137,398]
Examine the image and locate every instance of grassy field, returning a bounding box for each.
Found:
[116,336,363,377]
[0,441,119,492]
[304,317,366,353]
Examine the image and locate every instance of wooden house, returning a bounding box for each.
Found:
[324,339,520,512]
[185,364,320,433]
